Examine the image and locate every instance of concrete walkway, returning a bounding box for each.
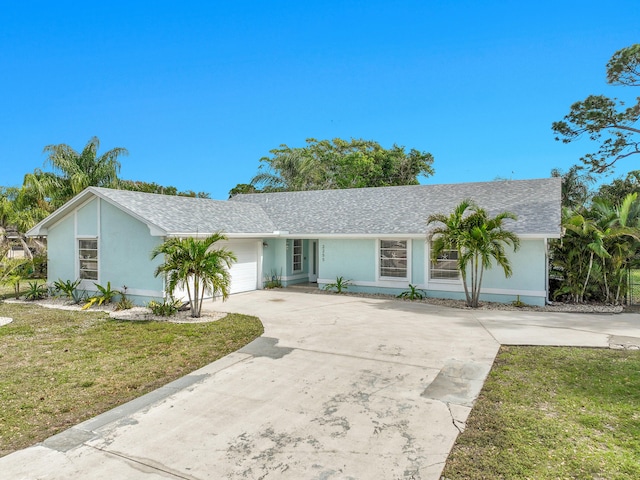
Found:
[2,290,640,479]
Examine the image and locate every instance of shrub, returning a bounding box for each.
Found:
[397,284,426,300]
[82,281,121,310]
[53,278,81,299]
[324,276,352,294]
[264,269,283,289]
[147,297,183,317]
[24,281,48,301]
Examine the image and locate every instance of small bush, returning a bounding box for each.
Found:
[264,269,283,289]
[82,281,121,310]
[114,297,135,311]
[147,297,182,317]
[24,281,48,301]
[53,279,81,300]
[397,284,426,300]
[324,276,352,294]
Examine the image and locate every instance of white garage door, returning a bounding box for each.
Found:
[223,239,259,294]
[171,239,259,300]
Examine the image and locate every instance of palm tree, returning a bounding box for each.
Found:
[151,233,237,317]
[24,136,128,208]
[428,200,520,308]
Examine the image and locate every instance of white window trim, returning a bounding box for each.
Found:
[77,236,99,287]
[292,239,303,273]
[426,240,461,285]
[377,238,411,282]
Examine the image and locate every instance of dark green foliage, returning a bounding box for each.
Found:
[397,284,426,300]
[53,278,81,299]
[24,281,48,301]
[151,233,236,318]
[428,200,519,308]
[550,192,640,304]
[147,297,183,317]
[552,44,640,173]
[248,137,435,192]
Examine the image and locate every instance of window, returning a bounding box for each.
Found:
[79,239,98,280]
[292,239,303,272]
[379,240,407,278]
[430,245,460,280]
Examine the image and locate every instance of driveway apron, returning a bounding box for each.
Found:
[2,290,639,479]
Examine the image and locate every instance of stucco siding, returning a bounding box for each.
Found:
[99,200,164,299]
[76,198,98,236]
[320,239,376,282]
[47,215,76,284]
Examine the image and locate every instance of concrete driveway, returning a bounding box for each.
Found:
[2,290,640,479]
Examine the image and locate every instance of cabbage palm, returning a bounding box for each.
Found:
[428,200,520,308]
[151,233,237,317]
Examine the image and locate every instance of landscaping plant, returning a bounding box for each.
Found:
[82,281,121,310]
[323,276,352,294]
[151,232,236,318]
[147,297,183,317]
[397,284,426,300]
[24,281,48,301]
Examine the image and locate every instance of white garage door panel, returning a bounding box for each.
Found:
[172,240,259,300]
[222,240,259,294]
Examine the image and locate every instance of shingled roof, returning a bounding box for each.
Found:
[28,178,562,238]
[230,178,562,237]
[28,187,276,236]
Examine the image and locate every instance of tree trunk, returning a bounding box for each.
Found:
[580,252,594,303]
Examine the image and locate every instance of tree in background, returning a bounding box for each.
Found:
[151,233,236,318]
[243,138,434,192]
[24,136,128,209]
[595,170,640,206]
[119,180,210,198]
[550,193,640,304]
[0,187,47,259]
[552,44,640,173]
[550,166,596,209]
[427,200,519,308]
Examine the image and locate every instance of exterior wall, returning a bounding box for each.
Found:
[47,197,164,305]
[316,237,548,306]
[47,215,76,284]
[99,200,164,302]
[262,238,286,284]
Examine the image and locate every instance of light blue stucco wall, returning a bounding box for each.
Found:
[76,198,98,236]
[99,200,164,302]
[314,237,548,306]
[46,197,164,305]
[262,238,286,282]
[47,215,76,283]
[319,238,377,282]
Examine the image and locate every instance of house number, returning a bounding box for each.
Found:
[322,244,325,262]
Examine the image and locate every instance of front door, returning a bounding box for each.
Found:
[309,240,318,283]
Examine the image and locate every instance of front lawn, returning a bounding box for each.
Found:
[0,302,263,456]
[442,346,640,479]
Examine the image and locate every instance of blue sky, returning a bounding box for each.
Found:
[1,1,639,199]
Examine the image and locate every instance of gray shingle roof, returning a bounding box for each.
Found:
[87,187,277,235]
[28,178,561,238]
[230,178,562,237]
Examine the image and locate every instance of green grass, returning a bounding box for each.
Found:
[442,346,640,479]
[630,269,640,305]
[0,302,263,456]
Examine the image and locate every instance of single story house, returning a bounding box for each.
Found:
[27,178,562,306]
